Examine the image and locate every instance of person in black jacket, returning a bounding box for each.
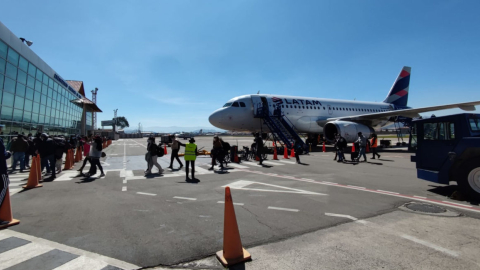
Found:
[37,133,56,180]
[0,124,12,225]
[336,134,347,162]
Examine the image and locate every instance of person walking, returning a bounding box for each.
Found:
[168,135,185,169]
[293,138,303,164]
[145,136,164,175]
[10,134,29,173]
[209,135,224,170]
[0,124,12,226]
[84,136,105,178]
[371,134,381,159]
[184,138,198,181]
[254,133,264,165]
[37,133,57,180]
[336,134,347,162]
[333,134,339,161]
[53,136,66,174]
[24,134,35,169]
[355,132,367,162]
[78,136,92,175]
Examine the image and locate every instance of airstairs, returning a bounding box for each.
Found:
[254,104,308,152]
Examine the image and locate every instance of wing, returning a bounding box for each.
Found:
[326,100,480,123]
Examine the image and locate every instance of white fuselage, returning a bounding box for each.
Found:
[209,94,396,133]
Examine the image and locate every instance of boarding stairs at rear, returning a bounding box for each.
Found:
[254,105,308,152]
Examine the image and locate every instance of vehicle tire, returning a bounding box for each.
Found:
[457,159,480,199]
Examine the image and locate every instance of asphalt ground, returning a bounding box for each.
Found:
[5,136,480,268]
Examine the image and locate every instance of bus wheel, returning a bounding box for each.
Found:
[458,159,480,199]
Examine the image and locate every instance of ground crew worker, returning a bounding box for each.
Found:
[293,138,302,164]
[355,132,367,162]
[209,135,224,170]
[184,138,198,181]
[371,134,381,159]
[168,135,185,170]
[0,124,12,226]
[254,133,264,165]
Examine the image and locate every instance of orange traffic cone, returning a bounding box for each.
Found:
[64,150,71,170]
[164,145,168,155]
[273,146,278,160]
[352,143,355,153]
[216,187,251,267]
[322,142,326,152]
[234,147,239,163]
[23,156,42,189]
[290,144,295,157]
[366,144,370,153]
[36,156,42,182]
[255,155,259,161]
[71,149,75,165]
[283,147,289,159]
[0,189,20,229]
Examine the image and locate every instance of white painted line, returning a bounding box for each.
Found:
[347,185,366,189]
[262,161,285,166]
[441,201,473,208]
[413,195,427,199]
[55,171,79,181]
[9,188,22,196]
[52,255,108,270]
[0,243,54,268]
[223,180,327,195]
[401,234,459,257]
[278,160,296,164]
[125,170,134,177]
[122,186,127,191]
[325,213,358,221]
[321,181,338,185]
[268,206,299,212]
[377,190,400,194]
[217,201,244,206]
[227,163,249,169]
[137,192,157,196]
[123,179,127,184]
[192,166,211,174]
[174,196,197,201]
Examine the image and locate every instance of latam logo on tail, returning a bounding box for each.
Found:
[272,97,322,106]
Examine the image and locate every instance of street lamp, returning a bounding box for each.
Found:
[19,37,33,46]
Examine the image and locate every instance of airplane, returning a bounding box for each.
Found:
[208,66,480,143]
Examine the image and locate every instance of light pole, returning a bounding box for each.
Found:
[19,37,33,46]
[113,109,118,133]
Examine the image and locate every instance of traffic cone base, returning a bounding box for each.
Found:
[22,183,43,189]
[216,248,251,267]
[283,147,289,159]
[0,189,20,229]
[290,148,295,158]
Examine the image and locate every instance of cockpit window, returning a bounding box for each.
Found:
[232,102,239,107]
[223,102,232,107]
[239,102,246,107]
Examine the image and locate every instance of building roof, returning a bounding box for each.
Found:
[71,97,102,113]
[66,80,86,96]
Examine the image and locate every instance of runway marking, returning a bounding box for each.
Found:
[413,195,427,199]
[268,206,299,212]
[235,168,480,213]
[347,185,366,189]
[217,201,244,206]
[325,213,358,221]
[223,180,327,195]
[261,161,285,166]
[173,196,197,201]
[377,190,399,194]
[122,186,127,191]
[278,160,296,164]
[400,234,459,257]
[137,192,156,196]
[227,163,249,169]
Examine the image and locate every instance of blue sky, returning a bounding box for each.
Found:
[1,0,479,130]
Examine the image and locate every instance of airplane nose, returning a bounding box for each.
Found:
[209,110,224,128]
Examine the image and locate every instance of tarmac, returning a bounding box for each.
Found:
[2,136,480,269]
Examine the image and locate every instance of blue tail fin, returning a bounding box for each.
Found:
[383,66,411,107]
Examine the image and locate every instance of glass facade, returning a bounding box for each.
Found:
[0,39,84,142]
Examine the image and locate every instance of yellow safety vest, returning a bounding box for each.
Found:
[184,143,197,161]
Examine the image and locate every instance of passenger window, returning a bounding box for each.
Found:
[302,106,305,109]
[294,106,297,108]
[240,102,246,107]
[232,102,239,107]
[323,107,325,110]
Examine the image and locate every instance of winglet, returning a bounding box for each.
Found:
[384,66,411,107]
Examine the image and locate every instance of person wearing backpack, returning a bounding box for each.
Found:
[184,138,198,181]
[168,135,185,170]
[145,136,164,175]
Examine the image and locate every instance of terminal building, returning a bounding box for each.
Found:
[0,21,101,142]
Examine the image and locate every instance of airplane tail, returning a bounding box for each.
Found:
[383,66,411,107]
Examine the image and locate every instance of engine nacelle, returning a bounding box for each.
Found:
[324,121,374,143]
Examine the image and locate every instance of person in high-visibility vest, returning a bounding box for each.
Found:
[184,138,198,181]
[370,133,381,159]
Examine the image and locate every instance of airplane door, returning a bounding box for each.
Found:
[327,105,333,115]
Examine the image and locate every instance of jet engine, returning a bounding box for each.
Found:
[324,121,374,143]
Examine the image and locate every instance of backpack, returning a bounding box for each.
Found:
[156,144,165,157]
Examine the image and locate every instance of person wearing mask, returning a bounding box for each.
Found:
[184,138,198,181]
[0,124,13,226]
[84,136,105,178]
[145,136,164,175]
[37,133,56,180]
[254,133,264,165]
[168,135,185,170]
[209,135,224,170]
[355,132,367,162]
[371,133,381,159]
[10,134,29,173]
